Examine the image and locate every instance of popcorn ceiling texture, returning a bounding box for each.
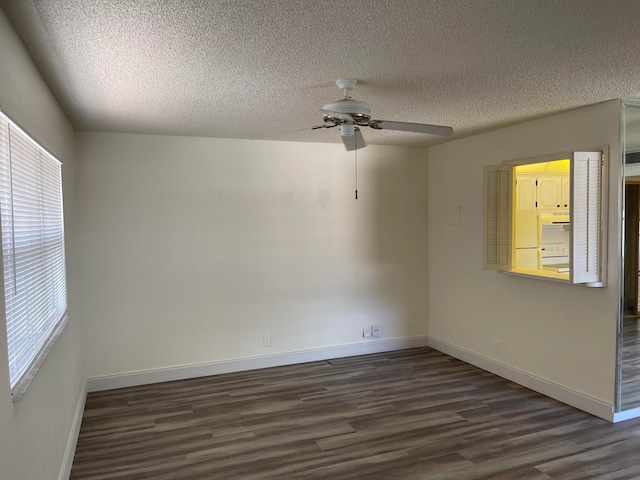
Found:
[2,0,640,147]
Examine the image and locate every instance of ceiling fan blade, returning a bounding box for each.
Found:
[370,120,453,136]
[342,127,366,151]
[311,123,337,130]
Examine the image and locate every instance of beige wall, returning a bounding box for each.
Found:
[0,8,82,480]
[428,100,621,407]
[75,133,429,377]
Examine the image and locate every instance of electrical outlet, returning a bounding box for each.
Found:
[494,340,500,353]
[363,327,371,338]
[371,325,381,338]
[263,334,271,347]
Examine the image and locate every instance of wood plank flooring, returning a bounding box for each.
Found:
[621,315,640,409]
[71,347,640,479]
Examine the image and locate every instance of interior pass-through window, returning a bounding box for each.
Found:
[483,151,605,287]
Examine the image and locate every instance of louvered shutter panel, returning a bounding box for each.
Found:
[484,165,513,270]
[570,151,602,284]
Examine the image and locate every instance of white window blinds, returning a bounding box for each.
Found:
[0,111,67,399]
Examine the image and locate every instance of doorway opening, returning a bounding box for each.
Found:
[617,101,640,414]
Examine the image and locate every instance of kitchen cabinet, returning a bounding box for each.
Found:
[515,173,569,212]
[561,176,570,210]
[537,176,562,211]
[515,174,537,210]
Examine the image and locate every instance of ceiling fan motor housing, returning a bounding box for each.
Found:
[322,99,372,126]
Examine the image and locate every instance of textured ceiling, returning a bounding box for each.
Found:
[2,0,640,148]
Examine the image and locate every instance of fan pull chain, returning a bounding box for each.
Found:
[354,133,358,200]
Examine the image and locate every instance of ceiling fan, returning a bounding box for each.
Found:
[312,79,454,151]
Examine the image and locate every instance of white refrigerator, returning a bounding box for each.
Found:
[514,209,539,270]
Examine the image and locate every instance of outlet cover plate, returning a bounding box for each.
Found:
[371,325,381,337]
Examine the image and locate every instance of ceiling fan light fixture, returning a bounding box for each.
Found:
[339,124,355,137]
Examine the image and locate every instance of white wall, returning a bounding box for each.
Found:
[0,8,83,480]
[428,100,621,410]
[75,133,429,378]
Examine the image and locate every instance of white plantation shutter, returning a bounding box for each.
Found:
[570,151,602,284]
[0,111,67,399]
[484,165,513,270]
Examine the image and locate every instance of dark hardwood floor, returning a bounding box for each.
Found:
[71,347,640,480]
[621,315,640,410]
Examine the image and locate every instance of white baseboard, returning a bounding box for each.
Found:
[613,406,640,422]
[427,336,614,422]
[87,336,429,392]
[59,379,87,480]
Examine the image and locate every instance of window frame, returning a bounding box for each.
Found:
[0,110,69,402]
[483,148,607,287]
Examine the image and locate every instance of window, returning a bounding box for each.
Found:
[483,151,605,287]
[0,111,68,401]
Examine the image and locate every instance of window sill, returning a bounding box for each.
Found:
[11,312,70,403]
[502,269,604,287]
[508,267,570,281]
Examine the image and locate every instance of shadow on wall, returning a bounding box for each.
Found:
[74,136,429,375]
[370,148,428,337]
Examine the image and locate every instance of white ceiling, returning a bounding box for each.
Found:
[2,0,640,148]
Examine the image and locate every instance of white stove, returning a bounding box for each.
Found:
[540,242,569,272]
